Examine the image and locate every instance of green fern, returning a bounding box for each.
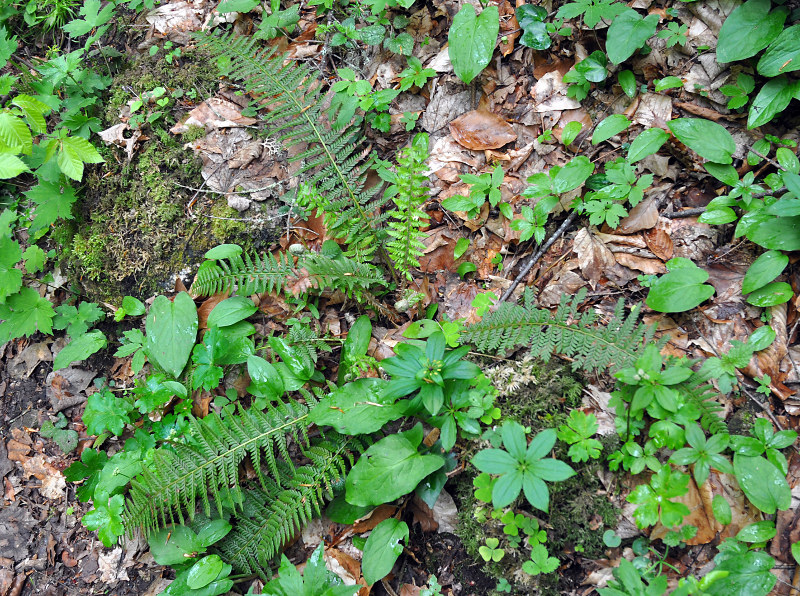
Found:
[386,133,430,282]
[197,31,391,260]
[191,250,386,299]
[124,400,311,536]
[217,434,366,576]
[684,369,728,435]
[461,288,660,372]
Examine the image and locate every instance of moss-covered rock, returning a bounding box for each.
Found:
[61,48,278,302]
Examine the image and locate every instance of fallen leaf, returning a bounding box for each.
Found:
[449,110,517,151]
[613,252,666,274]
[98,123,143,162]
[498,0,520,56]
[8,342,52,379]
[531,71,581,112]
[353,505,398,534]
[643,226,674,261]
[573,228,617,287]
[615,196,659,234]
[170,97,258,134]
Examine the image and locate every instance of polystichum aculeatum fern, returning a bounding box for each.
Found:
[197,31,392,264]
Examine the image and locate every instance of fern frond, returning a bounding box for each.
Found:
[197,31,390,260]
[217,434,367,577]
[191,250,386,299]
[124,401,311,536]
[386,134,430,281]
[193,251,296,297]
[684,371,728,435]
[461,288,659,372]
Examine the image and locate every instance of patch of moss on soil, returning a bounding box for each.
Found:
[452,356,620,595]
[61,49,278,302]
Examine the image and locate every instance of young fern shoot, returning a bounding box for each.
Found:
[386,133,430,283]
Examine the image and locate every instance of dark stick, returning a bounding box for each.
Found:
[499,210,579,303]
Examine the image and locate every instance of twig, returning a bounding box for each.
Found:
[499,210,579,302]
[749,148,786,171]
[663,207,706,219]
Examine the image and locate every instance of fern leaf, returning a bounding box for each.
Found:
[217,434,366,576]
[124,401,311,536]
[386,133,430,281]
[191,250,386,300]
[197,32,390,260]
[461,288,659,372]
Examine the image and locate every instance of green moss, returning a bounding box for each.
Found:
[181,124,207,142]
[452,356,620,595]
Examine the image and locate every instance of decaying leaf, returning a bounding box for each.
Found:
[449,110,518,151]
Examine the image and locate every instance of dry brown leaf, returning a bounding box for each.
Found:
[613,252,666,274]
[410,495,438,533]
[615,197,659,234]
[498,1,520,56]
[573,228,617,287]
[399,585,422,596]
[20,454,65,500]
[98,123,143,162]
[6,440,30,464]
[352,504,398,534]
[449,110,517,150]
[531,71,581,112]
[170,97,258,134]
[643,227,674,261]
[8,342,52,379]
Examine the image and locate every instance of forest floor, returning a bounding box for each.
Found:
[1,0,800,595]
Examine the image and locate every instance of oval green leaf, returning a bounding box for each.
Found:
[733,454,791,514]
[592,114,631,145]
[207,296,257,328]
[606,9,659,64]
[627,128,669,163]
[742,250,788,294]
[448,5,499,85]
[745,281,793,307]
[668,118,736,164]
[309,378,402,434]
[748,77,795,129]
[716,0,786,63]
[758,24,800,77]
[362,519,409,585]
[186,555,224,589]
[144,293,198,379]
[204,244,242,260]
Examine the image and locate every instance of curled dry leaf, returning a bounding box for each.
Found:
[498,0,520,56]
[643,226,674,261]
[449,110,518,151]
[573,228,617,287]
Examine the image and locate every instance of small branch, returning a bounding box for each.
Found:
[499,210,579,303]
[663,207,706,219]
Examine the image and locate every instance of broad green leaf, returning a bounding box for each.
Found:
[712,494,732,525]
[699,207,738,225]
[454,237,470,259]
[309,378,403,434]
[562,121,582,146]
[606,9,659,64]
[187,555,224,589]
[646,257,715,312]
[748,325,776,351]
[345,424,444,506]
[205,244,242,260]
[472,448,518,475]
[705,551,776,596]
[627,128,669,163]
[668,118,736,164]
[448,5,499,85]
[748,77,794,128]
[62,0,115,37]
[361,519,409,585]
[82,494,125,547]
[517,5,550,50]
[716,0,786,63]
[737,521,776,543]
[338,314,372,384]
[148,526,204,566]
[246,355,285,400]
[592,114,631,145]
[618,70,637,97]
[217,0,260,12]
[144,293,198,379]
[11,94,49,134]
[552,156,594,193]
[0,286,55,342]
[777,148,800,174]
[704,162,739,186]
[733,454,790,514]
[25,181,78,236]
[0,112,31,153]
[575,51,608,82]
[747,215,800,251]
[206,296,256,328]
[746,281,793,307]
[54,329,107,371]
[758,24,800,77]
[742,250,788,294]
[0,153,28,179]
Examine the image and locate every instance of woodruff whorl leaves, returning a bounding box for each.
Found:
[217,434,367,577]
[124,400,311,536]
[197,31,391,262]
